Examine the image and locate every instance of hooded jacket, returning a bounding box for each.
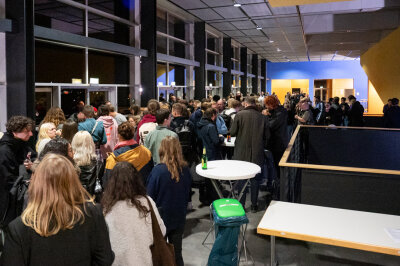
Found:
[136,114,157,143]
[78,118,107,145]
[97,116,119,160]
[0,133,35,226]
[197,118,223,161]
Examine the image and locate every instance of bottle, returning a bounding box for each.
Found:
[227,133,231,142]
[201,147,207,170]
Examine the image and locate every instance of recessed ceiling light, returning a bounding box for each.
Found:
[269,40,274,43]
[256,25,262,30]
[233,2,241,7]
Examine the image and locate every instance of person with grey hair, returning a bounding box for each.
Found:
[230,96,270,212]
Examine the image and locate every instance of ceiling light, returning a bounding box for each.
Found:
[256,25,262,30]
[233,2,241,7]
[287,59,291,62]
[269,40,274,43]
[277,48,281,52]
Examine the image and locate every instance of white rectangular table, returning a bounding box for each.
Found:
[257,201,400,265]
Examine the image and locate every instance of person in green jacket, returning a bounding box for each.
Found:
[144,109,178,165]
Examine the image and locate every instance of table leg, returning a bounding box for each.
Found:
[237,179,250,202]
[211,179,224,198]
[271,235,277,266]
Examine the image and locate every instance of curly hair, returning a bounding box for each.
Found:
[101,162,149,217]
[264,96,279,110]
[118,122,134,141]
[159,136,187,182]
[6,116,35,133]
[42,107,66,128]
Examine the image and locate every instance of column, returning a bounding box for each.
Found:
[240,47,247,96]
[261,59,267,93]
[252,54,258,94]
[6,0,35,119]
[194,22,206,100]
[222,37,232,98]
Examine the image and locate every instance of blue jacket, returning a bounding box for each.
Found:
[78,118,107,145]
[197,118,223,161]
[216,114,228,135]
[146,164,191,232]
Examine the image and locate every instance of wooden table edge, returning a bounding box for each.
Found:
[256,227,400,256]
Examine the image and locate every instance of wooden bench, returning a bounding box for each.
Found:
[257,201,400,265]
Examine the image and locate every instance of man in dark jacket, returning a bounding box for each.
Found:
[348,95,364,127]
[0,116,35,227]
[384,98,400,128]
[230,97,270,212]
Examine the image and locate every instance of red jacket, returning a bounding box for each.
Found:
[136,114,156,143]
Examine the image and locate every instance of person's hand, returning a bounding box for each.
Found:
[295,115,299,120]
[56,129,62,136]
[24,160,33,170]
[262,109,270,116]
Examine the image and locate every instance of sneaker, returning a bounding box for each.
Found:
[251,205,258,213]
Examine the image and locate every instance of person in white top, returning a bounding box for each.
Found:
[102,161,166,266]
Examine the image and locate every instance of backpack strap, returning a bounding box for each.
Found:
[91,121,99,135]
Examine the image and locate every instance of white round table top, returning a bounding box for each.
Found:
[196,160,261,181]
[223,137,236,147]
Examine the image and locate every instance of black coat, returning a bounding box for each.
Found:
[384,105,400,128]
[79,159,98,195]
[230,106,270,167]
[0,133,35,227]
[0,203,114,266]
[197,118,223,161]
[267,106,288,158]
[348,101,364,127]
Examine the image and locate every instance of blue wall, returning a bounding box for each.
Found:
[267,60,368,100]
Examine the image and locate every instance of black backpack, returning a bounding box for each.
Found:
[221,111,237,130]
[173,120,193,155]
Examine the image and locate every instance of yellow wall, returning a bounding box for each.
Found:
[271,79,309,103]
[361,27,400,102]
[368,81,384,115]
[332,79,353,97]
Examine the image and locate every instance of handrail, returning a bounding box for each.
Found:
[279,125,400,175]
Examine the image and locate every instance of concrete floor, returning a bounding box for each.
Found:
[181,188,400,266]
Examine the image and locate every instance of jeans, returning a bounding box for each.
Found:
[167,226,185,266]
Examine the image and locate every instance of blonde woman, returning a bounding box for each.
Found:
[41,107,66,135]
[71,131,98,195]
[146,136,192,266]
[36,122,57,155]
[0,154,113,265]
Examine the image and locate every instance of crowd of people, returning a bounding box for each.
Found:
[0,89,390,265]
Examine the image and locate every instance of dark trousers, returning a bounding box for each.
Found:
[238,170,264,208]
[167,226,185,266]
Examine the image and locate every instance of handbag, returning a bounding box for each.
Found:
[145,197,176,266]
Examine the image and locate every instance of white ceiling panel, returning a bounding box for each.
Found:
[254,18,278,28]
[210,22,237,31]
[231,20,256,29]
[241,3,272,17]
[251,36,269,42]
[201,0,234,7]
[284,26,302,34]
[190,8,223,20]
[237,0,265,4]
[213,6,246,19]
[169,0,207,9]
[270,6,297,15]
[241,29,265,36]
[277,17,300,27]
[224,30,246,37]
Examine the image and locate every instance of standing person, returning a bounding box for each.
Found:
[78,105,107,146]
[36,122,57,155]
[104,122,153,186]
[144,109,178,165]
[41,107,66,136]
[0,116,35,227]
[72,131,98,195]
[109,105,127,125]
[263,96,288,199]
[340,97,350,126]
[61,120,78,143]
[136,100,160,144]
[313,96,325,125]
[230,97,270,212]
[221,99,241,131]
[147,137,191,266]
[348,95,364,127]
[211,101,228,135]
[0,154,114,265]
[197,108,224,161]
[295,98,315,125]
[102,162,165,266]
[383,99,392,114]
[384,98,400,128]
[96,105,119,161]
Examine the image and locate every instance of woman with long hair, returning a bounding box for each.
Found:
[102,162,165,265]
[41,107,66,135]
[61,119,78,143]
[0,154,114,265]
[146,136,191,266]
[96,105,118,161]
[72,131,98,195]
[36,122,57,155]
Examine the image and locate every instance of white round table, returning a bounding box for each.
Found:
[223,137,236,147]
[196,160,261,200]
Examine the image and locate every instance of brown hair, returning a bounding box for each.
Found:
[118,121,134,140]
[42,107,66,128]
[61,120,78,143]
[82,105,94,118]
[6,116,34,133]
[159,136,187,182]
[147,100,160,116]
[172,103,184,115]
[201,102,212,111]
[102,162,149,217]
[264,96,279,109]
[21,154,93,237]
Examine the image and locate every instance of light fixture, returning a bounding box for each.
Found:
[158,82,163,86]
[89,78,99,84]
[139,87,143,93]
[171,81,176,86]
[269,40,274,43]
[277,48,281,52]
[256,25,262,30]
[287,59,290,62]
[209,83,212,87]
[233,2,241,7]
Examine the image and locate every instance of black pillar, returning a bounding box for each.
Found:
[140,0,157,106]
[6,0,35,119]
[222,38,232,98]
[194,22,206,100]
[252,54,258,94]
[240,47,247,96]
[261,59,267,93]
